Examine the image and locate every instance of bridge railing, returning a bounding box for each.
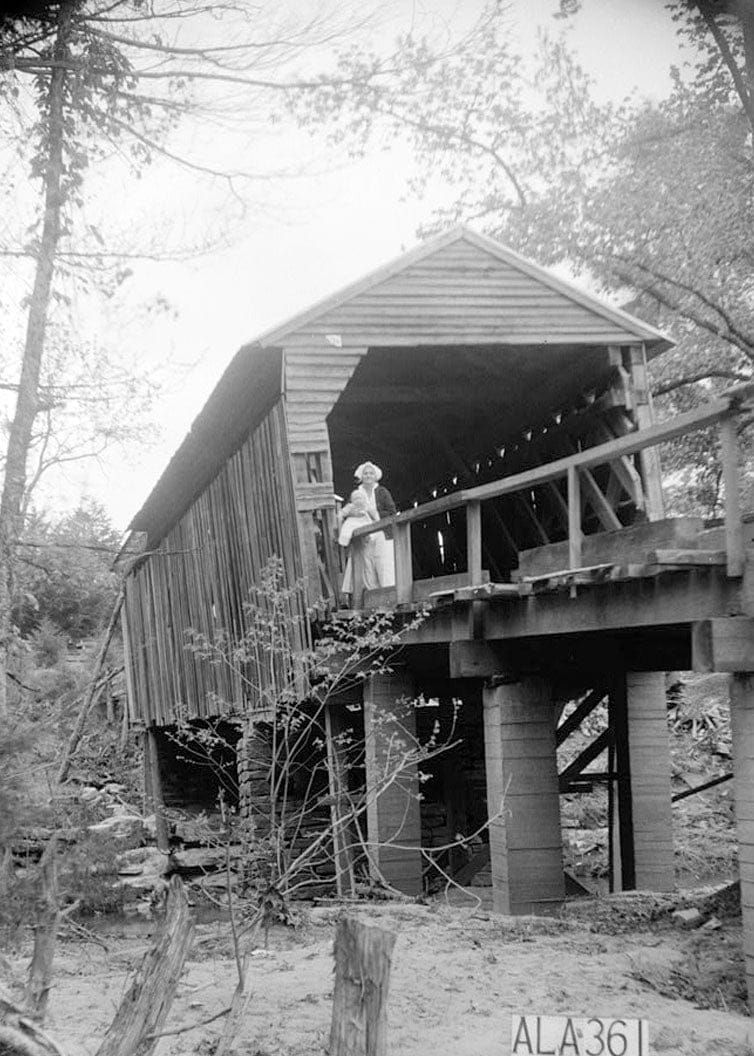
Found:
[350,383,754,608]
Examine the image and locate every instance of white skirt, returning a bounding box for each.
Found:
[341,534,395,593]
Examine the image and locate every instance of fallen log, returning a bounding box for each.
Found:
[0,992,67,1056]
[95,875,195,1056]
[329,916,397,1056]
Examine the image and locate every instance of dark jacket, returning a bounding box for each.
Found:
[375,485,397,539]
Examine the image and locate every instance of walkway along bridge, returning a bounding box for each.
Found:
[119,228,754,1008]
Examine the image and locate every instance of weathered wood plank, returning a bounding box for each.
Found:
[516,517,704,580]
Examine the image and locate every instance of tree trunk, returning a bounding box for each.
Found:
[0,0,73,720]
[56,583,125,784]
[329,916,397,1056]
[96,876,195,1056]
[24,837,60,1022]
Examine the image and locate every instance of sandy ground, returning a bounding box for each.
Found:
[11,897,754,1056]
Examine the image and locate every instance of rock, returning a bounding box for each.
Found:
[701,915,722,931]
[672,907,704,928]
[117,847,170,889]
[89,814,144,839]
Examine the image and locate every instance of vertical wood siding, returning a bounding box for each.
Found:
[123,400,306,727]
[284,346,366,601]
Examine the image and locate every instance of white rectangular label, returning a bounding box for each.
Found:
[511,1014,648,1056]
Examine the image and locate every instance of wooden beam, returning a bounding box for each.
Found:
[692,617,754,673]
[590,420,645,511]
[448,640,510,679]
[579,467,622,531]
[516,493,549,546]
[558,728,611,790]
[545,480,569,528]
[556,685,609,746]
[648,549,726,566]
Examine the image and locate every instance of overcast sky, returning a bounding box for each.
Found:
[41,0,681,532]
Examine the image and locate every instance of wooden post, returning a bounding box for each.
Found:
[610,673,674,892]
[567,465,582,570]
[325,701,355,896]
[329,916,397,1056]
[628,343,665,520]
[144,728,170,854]
[96,876,195,1056]
[609,676,634,892]
[482,678,565,915]
[352,542,366,610]
[720,417,744,577]
[393,522,413,605]
[363,671,422,895]
[466,500,483,585]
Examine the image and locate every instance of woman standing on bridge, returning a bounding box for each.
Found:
[339,461,397,598]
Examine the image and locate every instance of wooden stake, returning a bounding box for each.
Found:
[329,916,397,1056]
[96,876,195,1056]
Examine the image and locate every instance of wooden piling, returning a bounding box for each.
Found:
[329,916,397,1056]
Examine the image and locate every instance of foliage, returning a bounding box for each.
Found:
[295,2,754,512]
[175,558,463,928]
[13,500,120,640]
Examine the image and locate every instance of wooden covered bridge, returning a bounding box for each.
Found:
[122,228,754,1003]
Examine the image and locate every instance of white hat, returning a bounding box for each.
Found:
[354,461,382,482]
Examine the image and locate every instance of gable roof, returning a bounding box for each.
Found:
[129,227,671,543]
[258,226,670,350]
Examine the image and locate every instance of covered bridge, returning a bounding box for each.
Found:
[122,226,754,1005]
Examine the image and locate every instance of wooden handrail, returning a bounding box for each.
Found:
[350,382,754,595]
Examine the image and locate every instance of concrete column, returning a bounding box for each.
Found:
[616,672,674,892]
[363,670,422,895]
[483,678,564,915]
[730,673,754,1010]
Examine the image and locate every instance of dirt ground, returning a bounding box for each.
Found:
[12,889,754,1056]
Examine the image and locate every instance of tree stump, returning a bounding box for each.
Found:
[329,916,397,1056]
[95,875,195,1056]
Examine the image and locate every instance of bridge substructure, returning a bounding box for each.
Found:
[348,387,754,1006]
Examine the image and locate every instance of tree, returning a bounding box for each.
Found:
[0,0,400,718]
[293,1,754,512]
[14,499,120,641]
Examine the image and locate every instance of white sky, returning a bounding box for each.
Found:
[29,0,681,532]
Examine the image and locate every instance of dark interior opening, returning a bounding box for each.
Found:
[327,343,636,581]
